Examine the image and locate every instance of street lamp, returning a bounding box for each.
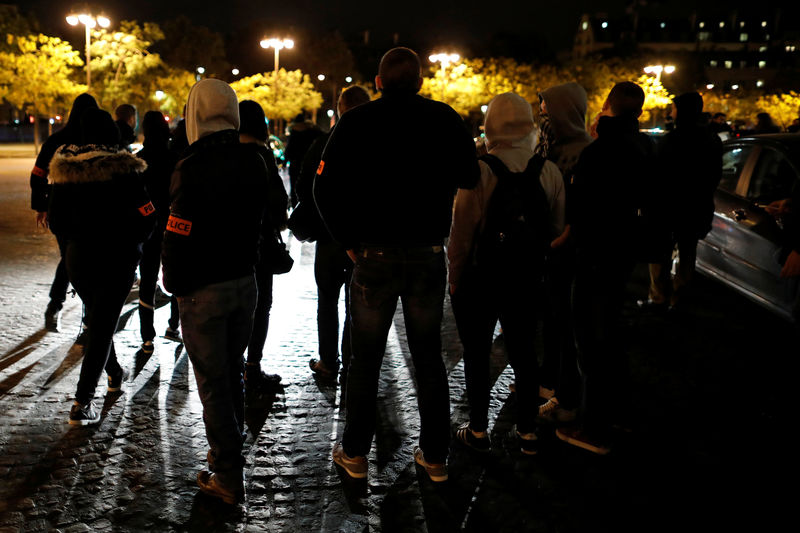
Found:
[643,64,676,83]
[429,52,460,102]
[317,74,326,81]
[259,37,294,73]
[66,12,111,91]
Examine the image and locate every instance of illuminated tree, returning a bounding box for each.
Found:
[0,34,86,153]
[702,90,761,125]
[231,69,323,122]
[757,91,800,130]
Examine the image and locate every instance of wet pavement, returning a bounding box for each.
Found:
[1,151,797,532]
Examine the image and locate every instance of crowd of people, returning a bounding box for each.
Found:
[28,46,800,505]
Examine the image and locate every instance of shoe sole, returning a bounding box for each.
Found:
[332,456,368,479]
[555,429,610,455]
[197,485,239,505]
[455,428,490,453]
[69,417,100,426]
[413,452,448,482]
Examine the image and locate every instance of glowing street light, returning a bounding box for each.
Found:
[643,64,676,82]
[317,74,326,81]
[706,83,715,90]
[259,37,294,73]
[345,76,353,83]
[429,52,460,102]
[66,11,111,91]
[154,90,165,101]
[231,68,240,76]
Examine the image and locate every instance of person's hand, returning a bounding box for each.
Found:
[35,211,48,229]
[550,224,571,249]
[781,250,800,278]
[449,283,456,295]
[346,249,357,263]
[764,198,791,218]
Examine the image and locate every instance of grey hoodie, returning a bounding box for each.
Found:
[185,79,240,145]
[540,82,592,178]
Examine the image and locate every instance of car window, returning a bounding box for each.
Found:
[746,148,798,204]
[720,145,754,194]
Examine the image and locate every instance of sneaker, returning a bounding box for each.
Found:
[245,365,282,389]
[108,368,129,392]
[141,340,154,355]
[413,447,448,482]
[44,302,61,331]
[455,422,490,453]
[512,426,539,455]
[555,427,611,455]
[309,358,338,379]
[508,381,516,394]
[536,397,577,424]
[196,470,243,505]
[164,327,182,343]
[332,442,367,479]
[539,386,555,400]
[69,401,101,425]
[75,328,89,346]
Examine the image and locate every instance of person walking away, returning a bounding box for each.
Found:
[448,92,565,455]
[533,82,593,424]
[136,111,181,355]
[161,79,269,504]
[298,86,372,382]
[286,114,323,207]
[48,109,155,425]
[315,47,479,482]
[30,93,98,333]
[642,92,722,312]
[115,104,138,151]
[238,100,288,400]
[561,81,656,454]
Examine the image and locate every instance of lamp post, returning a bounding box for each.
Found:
[429,52,460,103]
[259,38,294,73]
[66,12,110,91]
[643,64,675,83]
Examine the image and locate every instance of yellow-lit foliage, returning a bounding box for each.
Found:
[231,70,323,122]
[757,91,800,130]
[701,91,761,125]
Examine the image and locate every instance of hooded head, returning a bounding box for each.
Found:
[539,82,591,144]
[65,93,99,132]
[141,111,170,148]
[239,100,269,142]
[185,79,240,145]
[673,92,703,128]
[483,92,535,152]
[80,108,120,147]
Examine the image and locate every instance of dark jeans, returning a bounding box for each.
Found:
[571,257,634,437]
[48,234,70,307]
[66,240,140,404]
[541,250,580,409]
[342,246,450,464]
[451,268,541,434]
[138,231,179,342]
[247,268,273,365]
[179,275,257,487]
[314,239,352,371]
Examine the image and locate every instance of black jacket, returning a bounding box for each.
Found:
[48,144,155,246]
[161,130,269,296]
[571,115,656,259]
[246,142,289,272]
[30,127,82,212]
[138,144,178,230]
[314,92,479,249]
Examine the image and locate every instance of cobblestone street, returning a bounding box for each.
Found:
[1,154,797,532]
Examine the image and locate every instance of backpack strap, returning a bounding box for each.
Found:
[479,153,546,184]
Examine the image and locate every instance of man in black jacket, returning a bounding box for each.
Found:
[315,47,479,482]
[558,81,655,455]
[162,79,268,504]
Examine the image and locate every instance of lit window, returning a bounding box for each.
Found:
[759,60,766,68]
[756,80,764,87]
[582,21,588,31]
[766,34,770,40]
[660,22,666,29]
[732,84,739,90]
[759,46,767,52]
[719,22,725,28]
[761,21,767,28]
[710,60,718,67]
[740,21,745,28]
[699,21,705,28]
[725,60,733,68]
[699,32,711,41]
[740,33,748,42]
[601,21,608,29]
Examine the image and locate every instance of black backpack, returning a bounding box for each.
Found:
[473,154,552,275]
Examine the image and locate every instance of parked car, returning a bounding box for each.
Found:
[696,134,800,322]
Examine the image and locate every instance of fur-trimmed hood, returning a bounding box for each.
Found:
[49,144,147,185]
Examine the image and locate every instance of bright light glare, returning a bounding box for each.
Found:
[154,90,165,100]
[706,83,715,90]
[481,105,488,113]
[97,16,110,28]
[231,68,240,75]
[317,74,326,81]
[664,65,676,74]
[326,109,335,118]
[78,14,91,24]
[196,66,205,74]
[345,76,353,83]
[66,15,79,25]
[261,38,293,50]
[429,53,460,66]
[731,84,739,90]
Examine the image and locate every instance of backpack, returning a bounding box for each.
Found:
[473,154,551,276]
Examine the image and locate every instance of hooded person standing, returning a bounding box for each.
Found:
[448,92,565,455]
[161,79,269,505]
[48,108,155,425]
[642,92,722,311]
[30,93,98,333]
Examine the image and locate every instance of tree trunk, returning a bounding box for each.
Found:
[33,115,41,156]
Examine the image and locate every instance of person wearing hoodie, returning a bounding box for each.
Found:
[238,99,288,400]
[643,92,722,311]
[448,92,565,455]
[136,111,181,355]
[161,79,269,505]
[315,47,479,483]
[48,108,155,425]
[559,81,655,455]
[534,82,594,423]
[30,93,98,332]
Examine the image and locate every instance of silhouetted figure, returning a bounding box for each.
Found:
[114,104,138,150]
[285,114,322,206]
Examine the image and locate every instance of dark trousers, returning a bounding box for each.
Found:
[247,268,273,365]
[179,275,257,488]
[66,241,140,404]
[48,234,70,306]
[314,239,352,371]
[138,231,179,342]
[571,258,634,437]
[342,247,450,464]
[451,268,541,434]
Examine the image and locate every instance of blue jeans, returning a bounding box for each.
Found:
[342,246,450,464]
[179,275,257,487]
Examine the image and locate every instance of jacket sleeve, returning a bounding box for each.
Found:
[540,160,566,237]
[261,150,288,231]
[117,171,157,244]
[161,159,196,295]
[448,163,489,288]
[314,115,358,248]
[30,138,59,212]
